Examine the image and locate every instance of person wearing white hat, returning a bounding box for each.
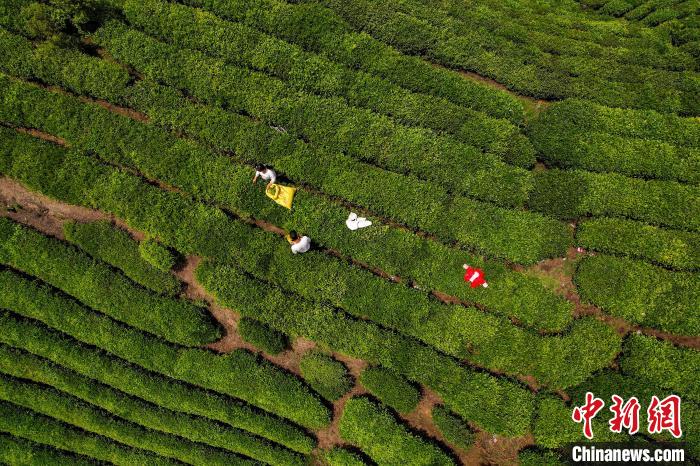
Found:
[346,212,372,230]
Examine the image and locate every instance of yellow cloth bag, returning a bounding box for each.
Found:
[266,183,296,209]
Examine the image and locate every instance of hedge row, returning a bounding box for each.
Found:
[0,309,314,453]
[125,79,569,264]
[619,334,700,405]
[0,347,305,465]
[63,220,181,295]
[299,352,354,401]
[0,374,258,465]
[196,225,618,389]
[390,0,694,71]
[530,99,700,183]
[568,369,699,458]
[0,217,219,346]
[529,169,700,232]
[196,263,536,436]
[431,406,475,452]
[138,238,177,272]
[0,401,177,466]
[178,0,526,123]
[576,217,700,270]
[93,22,535,208]
[575,255,700,335]
[0,79,574,326]
[519,449,566,466]
[360,366,421,414]
[0,269,331,430]
[115,0,534,166]
[239,317,289,355]
[317,0,699,114]
[0,432,96,466]
[322,447,368,466]
[339,396,455,465]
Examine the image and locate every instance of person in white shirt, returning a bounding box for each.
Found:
[252,165,277,186]
[286,230,311,254]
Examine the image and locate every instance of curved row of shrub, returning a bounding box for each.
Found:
[92,21,534,207]
[0,348,305,465]
[114,0,534,166]
[576,217,700,270]
[64,221,181,295]
[174,0,527,124]
[0,217,219,346]
[196,263,536,437]
[0,432,96,466]
[359,367,421,414]
[0,309,314,453]
[619,334,700,404]
[339,396,455,465]
[529,169,700,232]
[0,400,177,466]
[0,374,259,465]
[574,255,700,335]
[317,0,699,114]
[431,406,476,452]
[530,99,700,183]
[0,79,574,327]
[199,225,620,389]
[0,269,331,430]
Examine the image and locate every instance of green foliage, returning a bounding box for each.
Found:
[94,21,537,210]
[18,0,109,44]
[300,351,354,401]
[64,220,181,294]
[118,0,533,166]
[339,396,455,465]
[138,238,177,272]
[322,447,368,466]
[0,270,331,430]
[359,367,420,414]
[238,317,289,355]
[530,99,700,184]
[0,217,218,346]
[0,76,573,329]
[575,255,700,335]
[0,432,96,466]
[0,400,178,465]
[0,374,258,465]
[431,406,475,451]
[576,217,700,270]
[196,263,535,437]
[619,334,700,404]
[519,448,566,466]
[0,310,314,453]
[0,347,306,465]
[530,169,700,232]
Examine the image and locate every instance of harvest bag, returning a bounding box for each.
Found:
[266,183,297,209]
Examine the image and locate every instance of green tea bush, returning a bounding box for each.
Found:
[530,99,700,183]
[0,270,331,430]
[431,406,475,451]
[93,21,535,209]
[322,447,368,466]
[339,396,455,465]
[0,350,305,465]
[576,217,700,270]
[64,220,181,294]
[360,366,420,413]
[0,432,96,466]
[0,311,314,453]
[575,255,700,334]
[619,334,700,404]
[0,400,177,465]
[519,448,566,466]
[0,217,218,346]
[0,374,258,465]
[238,317,289,355]
[118,0,534,166]
[530,169,700,232]
[196,263,535,436]
[300,351,353,401]
[0,77,573,328]
[138,238,177,272]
